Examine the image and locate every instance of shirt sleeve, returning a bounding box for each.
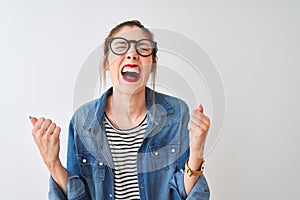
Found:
[48,171,89,200]
[169,100,210,200]
[169,170,210,200]
[48,117,91,200]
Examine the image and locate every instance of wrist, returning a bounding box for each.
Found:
[190,147,204,159]
[46,159,62,171]
[185,157,205,177]
[188,155,204,171]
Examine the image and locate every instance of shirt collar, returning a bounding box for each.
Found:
[83,87,174,131]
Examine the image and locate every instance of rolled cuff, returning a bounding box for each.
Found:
[48,170,89,200]
[169,170,210,200]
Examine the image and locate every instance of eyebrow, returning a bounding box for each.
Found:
[113,41,127,45]
[138,41,150,45]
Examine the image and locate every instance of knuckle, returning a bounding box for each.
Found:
[206,116,210,122]
[196,126,202,132]
[56,126,61,132]
[38,117,45,122]
[37,129,45,135]
[50,136,57,142]
[41,134,48,141]
[198,126,206,133]
[51,135,60,143]
[32,132,41,139]
[196,132,204,139]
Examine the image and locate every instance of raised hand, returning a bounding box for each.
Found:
[29,116,67,193]
[188,105,210,159]
[30,116,61,167]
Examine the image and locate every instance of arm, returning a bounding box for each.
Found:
[184,156,204,195]
[169,150,210,200]
[50,117,90,199]
[30,116,89,199]
[30,116,68,194]
[184,105,210,195]
[169,104,210,199]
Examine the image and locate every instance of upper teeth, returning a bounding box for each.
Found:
[122,66,140,74]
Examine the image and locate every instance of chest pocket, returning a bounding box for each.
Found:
[77,153,106,182]
[149,143,180,171]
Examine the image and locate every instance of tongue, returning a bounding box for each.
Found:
[123,72,138,79]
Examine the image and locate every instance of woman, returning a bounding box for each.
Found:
[30,20,210,200]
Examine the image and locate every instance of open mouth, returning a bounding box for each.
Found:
[121,64,141,82]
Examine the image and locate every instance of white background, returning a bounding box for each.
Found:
[0,0,299,199]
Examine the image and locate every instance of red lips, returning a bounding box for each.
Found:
[121,64,141,82]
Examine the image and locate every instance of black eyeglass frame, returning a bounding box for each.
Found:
[107,37,158,57]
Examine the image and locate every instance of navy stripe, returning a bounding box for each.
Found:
[104,115,146,200]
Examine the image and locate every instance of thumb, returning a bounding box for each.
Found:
[198,104,204,113]
[29,116,38,126]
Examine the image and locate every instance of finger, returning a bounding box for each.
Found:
[41,119,52,131]
[45,122,56,135]
[191,112,210,127]
[34,117,45,130]
[50,126,61,144]
[190,116,210,129]
[52,126,61,138]
[191,110,210,121]
[189,119,209,132]
[191,111,210,123]
[198,104,204,113]
[192,109,210,121]
[188,122,206,145]
[188,120,197,133]
[29,116,38,126]
[189,120,203,133]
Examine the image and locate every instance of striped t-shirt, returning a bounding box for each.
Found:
[104,114,147,200]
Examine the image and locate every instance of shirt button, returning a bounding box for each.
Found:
[138,156,142,160]
[109,194,112,198]
[99,161,104,166]
[154,151,159,156]
[171,148,176,153]
[82,158,87,163]
[140,184,145,189]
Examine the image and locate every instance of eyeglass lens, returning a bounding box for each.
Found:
[110,37,155,57]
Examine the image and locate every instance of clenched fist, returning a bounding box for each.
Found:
[30,116,61,167]
[188,105,210,159]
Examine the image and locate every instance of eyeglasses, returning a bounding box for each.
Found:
[107,37,157,57]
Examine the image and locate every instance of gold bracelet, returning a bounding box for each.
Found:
[185,158,205,177]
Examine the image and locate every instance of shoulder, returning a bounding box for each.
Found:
[70,88,111,125]
[154,90,190,114]
[74,99,98,116]
[70,98,100,127]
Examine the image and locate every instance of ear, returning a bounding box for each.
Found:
[151,63,156,73]
[103,56,110,71]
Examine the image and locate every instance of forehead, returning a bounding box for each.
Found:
[113,26,151,40]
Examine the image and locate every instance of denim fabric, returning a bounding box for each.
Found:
[49,87,210,200]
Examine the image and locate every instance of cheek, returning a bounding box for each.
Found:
[142,57,153,72]
[107,52,123,67]
[146,56,153,64]
[141,56,153,65]
[107,54,122,78]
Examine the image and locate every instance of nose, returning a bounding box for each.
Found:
[126,44,138,60]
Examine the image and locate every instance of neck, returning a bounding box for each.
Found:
[106,87,147,129]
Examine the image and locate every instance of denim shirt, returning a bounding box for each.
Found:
[49,87,210,200]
